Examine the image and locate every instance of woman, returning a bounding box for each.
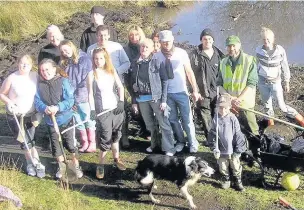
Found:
[34,59,83,179]
[124,25,151,142]
[129,38,175,156]
[0,55,45,178]
[87,48,126,179]
[59,40,96,153]
[256,27,304,127]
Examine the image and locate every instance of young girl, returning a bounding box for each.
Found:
[0,55,45,178]
[59,40,96,153]
[34,59,83,179]
[87,48,126,179]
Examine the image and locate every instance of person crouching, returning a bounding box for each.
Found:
[207,94,247,191]
[34,59,83,179]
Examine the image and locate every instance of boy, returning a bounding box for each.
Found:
[207,94,247,191]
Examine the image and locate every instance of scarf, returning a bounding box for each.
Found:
[161,45,175,79]
[128,42,140,62]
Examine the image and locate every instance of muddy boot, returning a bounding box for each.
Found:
[221,176,231,189]
[114,158,127,171]
[78,130,89,153]
[235,176,245,192]
[96,165,104,179]
[86,128,96,153]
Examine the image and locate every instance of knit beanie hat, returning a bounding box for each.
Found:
[90,6,106,16]
[200,28,214,41]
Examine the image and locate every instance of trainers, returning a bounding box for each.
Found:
[175,144,185,152]
[36,163,46,178]
[165,151,175,156]
[146,146,153,153]
[190,147,198,153]
[114,159,127,171]
[75,165,83,178]
[235,181,245,192]
[56,162,66,179]
[26,164,36,177]
[96,165,104,179]
[221,181,231,189]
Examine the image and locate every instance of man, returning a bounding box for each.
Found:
[256,27,304,127]
[190,28,224,141]
[153,30,200,153]
[80,6,118,52]
[87,25,131,148]
[217,35,259,138]
[38,25,64,64]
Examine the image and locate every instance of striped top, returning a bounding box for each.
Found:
[256,44,290,82]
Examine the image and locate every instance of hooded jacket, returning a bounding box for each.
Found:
[35,75,74,126]
[190,45,224,99]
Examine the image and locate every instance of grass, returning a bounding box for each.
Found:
[0,1,180,42]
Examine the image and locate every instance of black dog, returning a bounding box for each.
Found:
[135,154,215,209]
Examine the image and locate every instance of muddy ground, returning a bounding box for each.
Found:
[0,6,303,210]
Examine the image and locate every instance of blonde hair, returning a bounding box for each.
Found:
[92,48,115,78]
[59,40,79,67]
[128,25,146,44]
[18,54,38,72]
[46,25,64,41]
[261,27,275,40]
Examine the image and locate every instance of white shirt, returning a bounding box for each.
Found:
[8,71,37,114]
[153,47,190,93]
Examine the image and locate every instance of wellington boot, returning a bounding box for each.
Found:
[78,130,89,153]
[86,128,96,153]
[295,114,304,127]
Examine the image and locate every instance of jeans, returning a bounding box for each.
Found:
[73,102,96,131]
[139,100,175,153]
[167,91,198,149]
[258,79,298,118]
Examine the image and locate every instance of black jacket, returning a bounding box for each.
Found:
[38,44,61,65]
[80,25,118,52]
[190,45,225,99]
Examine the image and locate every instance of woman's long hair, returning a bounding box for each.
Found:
[59,40,79,67]
[127,25,146,44]
[92,48,115,79]
[39,59,68,78]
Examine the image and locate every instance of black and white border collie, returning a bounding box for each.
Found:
[135,154,215,209]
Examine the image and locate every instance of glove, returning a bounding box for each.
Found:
[232,153,241,159]
[113,101,124,115]
[90,110,96,120]
[213,149,220,160]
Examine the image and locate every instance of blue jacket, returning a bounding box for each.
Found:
[35,76,74,126]
[63,51,92,104]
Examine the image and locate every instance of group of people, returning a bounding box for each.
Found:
[1,6,303,191]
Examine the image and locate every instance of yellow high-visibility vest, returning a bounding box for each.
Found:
[220,52,256,108]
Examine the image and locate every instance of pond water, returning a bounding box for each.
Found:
[153,1,304,65]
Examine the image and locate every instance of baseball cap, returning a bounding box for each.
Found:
[225,35,241,46]
[159,30,174,42]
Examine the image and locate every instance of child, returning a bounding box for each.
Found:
[34,59,83,179]
[59,40,96,153]
[0,55,45,178]
[207,94,247,191]
[87,48,126,179]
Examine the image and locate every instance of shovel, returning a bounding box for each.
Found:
[50,114,78,184]
[214,87,220,159]
[238,106,304,131]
